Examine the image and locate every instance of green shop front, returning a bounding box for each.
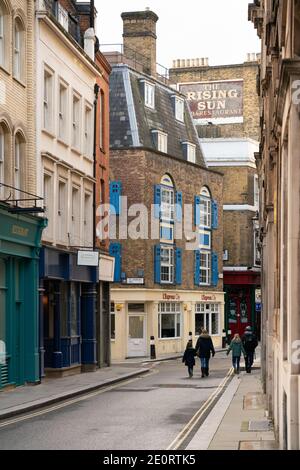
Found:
[0,204,46,389]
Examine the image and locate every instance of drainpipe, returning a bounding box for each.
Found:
[90,0,95,29]
[93,83,99,250]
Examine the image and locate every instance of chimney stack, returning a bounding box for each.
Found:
[121,10,159,77]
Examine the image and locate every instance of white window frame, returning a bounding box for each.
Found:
[152,130,168,153]
[14,135,20,192]
[58,80,68,142]
[13,21,21,80]
[84,103,93,158]
[199,187,212,229]
[158,302,181,339]
[43,171,53,239]
[175,96,185,122]
[200,251,211,286]
[144,81,155,109]
[71,184,80,245]
[161,186,174,221]
[182,142,196,163]
[160,246,174,284]
[199,229,211,250]
[0,5,5,68]
[83,190,93,247]
[195,303,220,336]
[43,67,54,133]
[57,179,67,243]
[72,92,81,150]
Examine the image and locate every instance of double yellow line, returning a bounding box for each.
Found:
[167,367,234,450]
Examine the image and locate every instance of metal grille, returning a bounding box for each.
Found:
[0,361,8,388]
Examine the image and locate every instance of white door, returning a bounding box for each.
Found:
[127,314,147,357]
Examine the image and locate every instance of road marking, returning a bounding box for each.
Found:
[0,370,157,429]
[166,368,234,450]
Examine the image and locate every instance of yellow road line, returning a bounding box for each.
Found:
[0,370,157,429]
[167,368,234,450]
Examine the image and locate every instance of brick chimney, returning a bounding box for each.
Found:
[121,9,159,77]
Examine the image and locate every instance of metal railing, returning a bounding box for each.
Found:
[44,0,82,46]
[100,43,170,84]
[0,182,44,213]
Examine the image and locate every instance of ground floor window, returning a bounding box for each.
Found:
[110,302,115,340]
[158,302,181,338]
[195,303,220,336]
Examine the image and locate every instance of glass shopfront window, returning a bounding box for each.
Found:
[158,302,181,338]
[195,303,220,336]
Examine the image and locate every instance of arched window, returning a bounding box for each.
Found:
[200,186,211,228]
[160,174,174,220]
[14,132,25,199]
[13,17,25,81]
[0,121,10,198]
[0,1,9,69]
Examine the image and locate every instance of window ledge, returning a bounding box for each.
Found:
[71,146,82,156]
[42,128,56,139]
[83,153,94,163]
[0,64,10,76]
[57,137,69,148]
[158,337,181,341]
[13,76,26,88]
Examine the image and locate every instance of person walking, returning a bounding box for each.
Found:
[226,333,246,374]
[195,329,215,377]
[242,326,258,373]
[182,340,197,378]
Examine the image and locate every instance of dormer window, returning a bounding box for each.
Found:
[152,130,168,153]
[142,81,155,109]
[182,142,196,163]
[172,96,184,122]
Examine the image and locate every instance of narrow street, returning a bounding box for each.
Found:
[0,354,231,450]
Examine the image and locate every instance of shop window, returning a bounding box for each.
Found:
[158,302,181,338]
[195,303,220,336]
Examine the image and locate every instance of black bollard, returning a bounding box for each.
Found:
[150,335,156,359]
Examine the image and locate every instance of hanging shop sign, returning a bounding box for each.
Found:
[77,250,99,267]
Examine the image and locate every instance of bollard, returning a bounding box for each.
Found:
[222,329,226,348]
[150,335,156,359]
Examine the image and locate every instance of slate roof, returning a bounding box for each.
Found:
[109,65,207,167]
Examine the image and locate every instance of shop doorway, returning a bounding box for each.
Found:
[127,303,147,357]
[228,289,251,337]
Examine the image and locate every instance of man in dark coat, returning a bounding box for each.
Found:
[242,326,258,373]
[182,340,196,378]
[195,329,215,377]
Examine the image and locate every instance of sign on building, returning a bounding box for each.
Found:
[179,79,244,125]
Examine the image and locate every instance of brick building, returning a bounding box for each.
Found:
[170,56,261,340]
[250,0,300,449]
[104,10,224,361]
[0,0,47,389]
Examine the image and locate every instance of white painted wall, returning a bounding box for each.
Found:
[200,137,259,168]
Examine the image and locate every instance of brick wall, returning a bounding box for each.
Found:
[110,149,224,291]
[223,211,254,266]
[169,62,260,141]
[0,1,36,195]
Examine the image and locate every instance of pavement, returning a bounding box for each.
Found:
[186,351,279,450]
[0,347,279,451]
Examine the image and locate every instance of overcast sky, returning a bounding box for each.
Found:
[94,0,261,68]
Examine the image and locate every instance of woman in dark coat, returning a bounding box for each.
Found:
[182,340,196,378]
[195,329,215,377]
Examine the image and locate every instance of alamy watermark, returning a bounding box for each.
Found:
[96,198,202,250]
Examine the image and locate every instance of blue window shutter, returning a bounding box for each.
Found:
[194,196,200,226]
[212,252,218,287]
[194,250,200,285]
[109,243,122,282]
[154,185,161,219]
[154,245,161,283]
[110,181,122,215]
[176,191,183,222]
[175,248,182,285]
[212,200,218,229]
